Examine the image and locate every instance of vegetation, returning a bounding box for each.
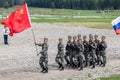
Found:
[0,5,117,29]
[100,75,120,80]
[0,0,120,10]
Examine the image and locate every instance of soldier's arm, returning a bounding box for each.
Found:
[35,43,43,46]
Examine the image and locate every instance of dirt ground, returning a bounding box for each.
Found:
[0,23,120,80]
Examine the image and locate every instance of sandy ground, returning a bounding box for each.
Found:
[0,23,120,80]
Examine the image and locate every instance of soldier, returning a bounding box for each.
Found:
[70,36,77,68]
[99,36,107,67]
[55,38,64,71]
[88,35,96,69]
[65,36,72,66]
[94,35,100,65]
[75,39,84,70]
[35,38,49,73]
[83,35,89,67]
[77,34,81,40]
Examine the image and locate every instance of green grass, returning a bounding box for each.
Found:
[31,18,113,23]
[0,6,118,29]
[100,75,120,80]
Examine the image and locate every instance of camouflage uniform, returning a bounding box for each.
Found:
[36,38,49,73]
[75,42,84,70]
[99,36,107,67]
[70,37,77,68]
[88,36,96,68]
[83,36,89,67]
[65,37,72,66]
[94,35,100,65]
[55,42,64,70]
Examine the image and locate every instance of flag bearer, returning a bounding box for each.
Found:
[35,38,49,73]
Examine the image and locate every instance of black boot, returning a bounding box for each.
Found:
[43,67,48,73]
[91,63,95,69]
[79,67,83,71]
[41,68,45,73]
[59,66,64,71]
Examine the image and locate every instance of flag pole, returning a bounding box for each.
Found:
[31,28,38,55]
[26,3,38,55]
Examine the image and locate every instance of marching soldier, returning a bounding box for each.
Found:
[55,38,64,71]
[35,38,49,73]
[65,36,72,66]
[88,35,96,69]
[94,35,100,65]
[71,36,77,68]
[83,35,89,67]
[75,39,84,70]
[99,36,107,67]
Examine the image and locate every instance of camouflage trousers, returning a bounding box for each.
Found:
[84,51,88,66]
[39,55,48,70]
[95,50,100,64]
[75,53,83,68]
[64,51,70,64]
[55,53,64,67]
[89,51,96,67]
[69,51,76,66]
[100,51,106,65]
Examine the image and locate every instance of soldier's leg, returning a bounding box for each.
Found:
[43,57,48,73]
[79,54,83,70]
[64,52,70,65]
[91,53,96,68]
[102,52,106,67]
[39,57,45,72]
[59,57,64,71]
[84,52,88,67]
[69,53,73,67]
[99,52,103,65]
[55,56,61,68]
[75,54,79,68]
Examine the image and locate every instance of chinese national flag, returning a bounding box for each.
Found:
[1,3,31,36]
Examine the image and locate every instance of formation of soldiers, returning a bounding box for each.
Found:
[35,34,107,73]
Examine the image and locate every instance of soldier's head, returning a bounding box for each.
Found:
[83,35,87,41]
[77,34,81,39]
[89,34,93,38]
[59,38,63,43]
[73,36,77,41]
[89,36,93,41]
[44,38,48,43]
[68,36,72,41]
[94,35,98,40]
[77,39,82,44]
[101,36,105,41]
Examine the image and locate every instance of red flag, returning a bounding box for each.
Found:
[1,3,31,36]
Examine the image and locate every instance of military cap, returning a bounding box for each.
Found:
[83,35,87,38]
[77,34,81,37]
[44,38,48,40]
[94,35,98,37]
[89,34,93,38]
[68,36,72,38]
[102,36,106,39]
